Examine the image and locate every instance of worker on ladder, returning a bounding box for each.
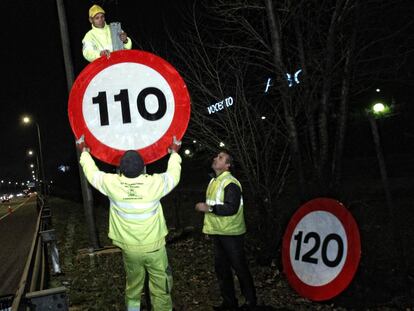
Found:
[82,4,132,62]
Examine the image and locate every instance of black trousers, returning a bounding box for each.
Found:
[213,234,256,307]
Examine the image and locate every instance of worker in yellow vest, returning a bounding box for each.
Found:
[77,135,182,311]
[195,150,257,311]
[82,4,132,62]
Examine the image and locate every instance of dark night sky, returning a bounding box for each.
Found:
[0,1,185,191]
[0,1,413,193]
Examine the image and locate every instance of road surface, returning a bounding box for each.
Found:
[0,196,38,296]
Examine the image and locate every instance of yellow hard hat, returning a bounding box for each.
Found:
[89,4,105,18]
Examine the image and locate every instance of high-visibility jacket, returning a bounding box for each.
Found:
[82,23,132,62]
[202,171,246,235]
[80,151,181,252]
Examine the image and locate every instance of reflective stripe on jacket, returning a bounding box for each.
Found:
[82,23,132,62]
[202,171,246,235]
[80,152,181,252]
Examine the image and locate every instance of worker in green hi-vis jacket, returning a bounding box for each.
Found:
[82,4,132,62]
[77,135,182,311]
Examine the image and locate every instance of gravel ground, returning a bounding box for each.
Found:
[48,190,413,311]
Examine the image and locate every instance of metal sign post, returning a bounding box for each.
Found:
[110,22,124,51]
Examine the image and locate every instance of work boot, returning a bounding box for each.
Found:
[239,302,257,311]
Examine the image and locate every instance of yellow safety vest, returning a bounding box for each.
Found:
[82,23,132,62]
[203,171,246,235]
[80,152,181,252]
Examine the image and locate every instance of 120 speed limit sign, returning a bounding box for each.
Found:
[68,50,191,165]
[282,198,361,301]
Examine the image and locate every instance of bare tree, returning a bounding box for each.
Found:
[166,0,413,260]
[264,0,359,196]
[263,0,412,196]
[166,1,292,259]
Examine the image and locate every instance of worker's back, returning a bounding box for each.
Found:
[80,151,182,251]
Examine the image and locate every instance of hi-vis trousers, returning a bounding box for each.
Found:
[122,246,173,311]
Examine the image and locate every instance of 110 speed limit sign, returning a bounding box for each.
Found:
[68,50,191,165]
[282,198,361,301]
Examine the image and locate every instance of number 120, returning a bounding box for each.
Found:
[293,230,344,267]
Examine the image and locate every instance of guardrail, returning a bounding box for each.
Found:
[1,196,68,311]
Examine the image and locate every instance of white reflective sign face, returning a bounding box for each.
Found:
[290,211,347,286]
[82,63,175,150]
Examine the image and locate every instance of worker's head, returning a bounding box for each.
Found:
[88,4,106,28]
[119,150,144,178]
[212,150,233,175]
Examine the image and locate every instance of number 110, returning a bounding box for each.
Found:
[92,87,167,126]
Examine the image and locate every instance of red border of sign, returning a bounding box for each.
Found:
[282,198,361,301]
[68,50,191,165]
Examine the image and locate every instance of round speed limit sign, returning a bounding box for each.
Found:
[282,198,361,301]
[68,50,191,165]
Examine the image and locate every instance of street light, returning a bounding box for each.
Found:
[183,148,194,158]
[27,148,41,192]
[367,101,410,293]
[366,101,393,209]
[371,102,391,117]
[22,115,47,195]
[372,103,385,113]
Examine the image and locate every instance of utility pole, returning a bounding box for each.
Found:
[35,122,47,196]
[368,112,412,297]
[56,0,101,250]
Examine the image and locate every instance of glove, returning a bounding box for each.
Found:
[100,50,111,59]
[168,136,181,153]
[76,135,90,152]
[119,32,128,44]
